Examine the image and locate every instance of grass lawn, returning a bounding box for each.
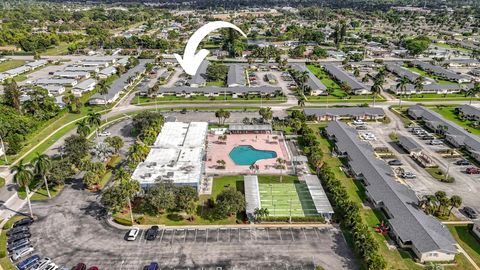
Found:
[0,60,26,72]
[430,106,480,136]
[434,43,472,53]
[211,175,245,199]
[425,167,455,183]
[0,177,4,188]
[206,80,225,87]
[402,93,479,102]
[448,224,480,267]
[30,185,64,201]
[41,42,70,56]
[308,123,423,269]
[404,65,459,85]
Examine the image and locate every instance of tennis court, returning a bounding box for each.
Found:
[258,183,319,217]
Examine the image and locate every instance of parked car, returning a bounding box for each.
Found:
[355,125,368,130]
[421,135,434,140]
[13,217,34,228]
[72,263,87,270]
[11,246,34,261]
[352,120,365,126]
[7,232,31,244]
[7,238,30,252]
[429,139,443,145]
[463,207,478,219]
[388,160,403,166]
[126,228,140,241]
[98,131,111,137]
[456,159,471,166]
[44,263,59,270]
[7,225,29,236]
[146,262,159,270]
[145,226,159,241]
[31,257,52,270]
[401,172,417,179]
[17,255,40,270]
[466,167,480,174]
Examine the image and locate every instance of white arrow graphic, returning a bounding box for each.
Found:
[174,21,247,76]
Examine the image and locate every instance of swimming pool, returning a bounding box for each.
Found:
[229,145,277,166]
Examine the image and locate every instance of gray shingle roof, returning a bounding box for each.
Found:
[227,64,246,86]
[323,64,367,91]
[304,107,385,118]
[398,135,422,153]
[385,63,435,83]
[290,64,327,92]
[188,60,209,86]
[408,105,480,153]
[411,60,470,82]
[325,121,457,254]
[160,86,281,95]
[457,105,480,118]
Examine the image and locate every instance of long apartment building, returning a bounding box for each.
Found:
[325,121,457,263]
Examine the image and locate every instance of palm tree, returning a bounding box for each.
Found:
[86,112,102,137]
[448,195,462,216]
[396,77,409,107]
[98,79,109,107]
[466,82,480,105]
[276,158,286,182]
[297,95,305,107]
[414,76,425,95]
[11,160,34,218]
[299,71,309,97]
[325,87,334,108]
[370,78,383,107]
[120,178,140,225]
[76,120,90,137]
[31,153,52,199]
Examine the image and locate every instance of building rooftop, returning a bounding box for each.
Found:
[457,105,480,118]
[385,62,435,83]
[325,121,457,254]
[411,60,470,82]
[227,64,246,86]
[229,124,272,132]
[323,64,367,91]
[290,64,327,92]
[188,60,209,86]
[160,86,281,95]
[302,175,334,215]
[304,107,385,118]
[74,79,97,90]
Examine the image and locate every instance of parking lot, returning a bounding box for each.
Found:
[27,179,356,270]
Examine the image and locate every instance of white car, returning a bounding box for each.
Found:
[352,120,365,126]
[44,263,59,270]
[31,257,52,270]
[126,228,140,241]
[11,245,34,261]
[98,131,111,137]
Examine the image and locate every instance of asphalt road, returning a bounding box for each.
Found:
[27,180,357,270]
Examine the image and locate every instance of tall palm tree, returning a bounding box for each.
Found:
[86,112,102,137]
[98,80,109,107]
[325,87,334,108]
[370,79,383,107]
[11,160,34,218]
[448,195,462,216]
[414,76,425,95]
[466,82,480,105]
[276,158,286,182]
[396,77,409,107]
[299,71,309,97]
[31,153,52,199]
[120,178,140,225]
[297,95,305,107]
[76,120,91,137]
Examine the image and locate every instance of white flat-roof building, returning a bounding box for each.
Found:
[132,122,208,188]
[73,79,97,97]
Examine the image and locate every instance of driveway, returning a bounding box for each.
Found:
[27,181,356,270]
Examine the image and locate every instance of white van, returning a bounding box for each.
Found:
[11,246,34,261]
[31,257,52,270]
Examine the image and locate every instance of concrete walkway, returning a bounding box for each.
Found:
[456,243,480,270]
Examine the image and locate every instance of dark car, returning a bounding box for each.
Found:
[147,262,159,270]
[16,255,40,270]
[456,159,471,166]
[7,226,29,236]
[7,232,31,244]
[463,207,478,219]
[388,160,403,166]
[7,238,30,252]
[466,167,480,174]
[13,217,34,228]
[145,226,159,241]
[73,263,87,270]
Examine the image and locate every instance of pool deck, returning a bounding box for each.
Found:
[205,133,292,175]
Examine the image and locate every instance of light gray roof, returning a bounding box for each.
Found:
[385,63,434,83]
[65,66,99,72]
[244,175,261,221]
[188,60,209,86]
[398,135,422,153]
[53,71,89,78]
[302,175,334,215]
[457,105,480,118]
[227,64,246,86]
[35,78,77,85]
[5,66,30,76]
[325,121,457,254]
[26,60,47,68]
[402,83,467,92]
[160,86,281,95]
[323,64,367,91]
[290,64,327,91]
[408,105,480,152]
[99,66,117,76]
[304,107,385,118]
[229,124,272,132]
[74,78,97,90]
[412,60,470,81]
[90,59,152,101]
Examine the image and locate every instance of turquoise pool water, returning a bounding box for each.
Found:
[229,145,277,166]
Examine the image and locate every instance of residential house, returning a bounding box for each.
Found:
[323,64,370,95]
[73,79,97,97]
[290,64,327,96]
[304,107,385,121]
[227,64,246,87]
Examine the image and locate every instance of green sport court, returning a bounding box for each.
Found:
[258,182,319,217]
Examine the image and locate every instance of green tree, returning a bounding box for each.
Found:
[11,160,34,218]
[83,171,99,189]
[31,153,52,199]
[3,80,21,112]
[448,195,462,216]
[63,135,90,167]
[214,187,245,218]
[275,157,286,182]
[76,119,91,137]
[466,82,480,105]
[395,77,409,107]
[370,78,383,107]
[105,136,124,153]
[206,63,228,82]
[144,181,176,214]
[259,107,273,123]
[86,112,102,137]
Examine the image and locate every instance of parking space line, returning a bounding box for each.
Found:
[302,228,307,240]
[206,229,208,243]
[278,229,282,241]
[170,229,175,244]
[266,228,270,240]
[290,227,295,241]
[216,228,219,242]
[314,227,320,239]
[194,229,197,242]
[184,230,188,243]
[238,228,240,242]
[159,229,165,242]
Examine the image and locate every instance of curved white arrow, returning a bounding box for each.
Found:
[174,21,247,76]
